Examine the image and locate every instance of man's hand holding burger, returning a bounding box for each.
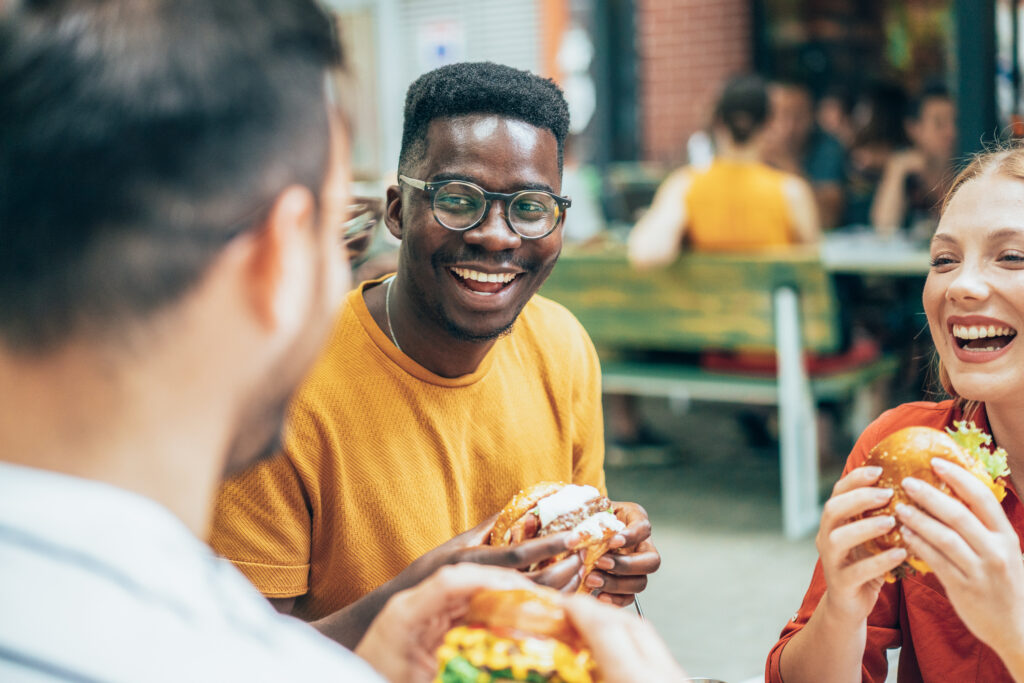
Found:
[487,482,659,607]
[896,457,1024,679]
[585,500,660,606]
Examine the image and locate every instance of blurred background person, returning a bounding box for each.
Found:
[816,84,858,150]
[870,81,957,237]
[762,78,846,229]
[841,81,911,227]
[629,74,819,268]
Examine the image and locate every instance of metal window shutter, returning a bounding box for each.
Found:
[399,0,541,85]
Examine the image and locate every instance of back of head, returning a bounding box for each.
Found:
[714,75,769,145]
[397,61,569,176]
[0,0,340,354]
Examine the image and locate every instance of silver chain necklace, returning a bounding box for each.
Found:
[384,276,403,353]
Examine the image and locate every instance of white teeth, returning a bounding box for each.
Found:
[451,267,517,284]
[952,324,1017,340]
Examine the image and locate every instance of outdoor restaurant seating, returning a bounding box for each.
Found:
[541,245,899,538]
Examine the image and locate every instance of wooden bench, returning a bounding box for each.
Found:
[540,247,898,538]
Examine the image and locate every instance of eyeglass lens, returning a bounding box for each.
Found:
[433,182,559,238]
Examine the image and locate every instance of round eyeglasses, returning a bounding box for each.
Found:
[398,175,571,239]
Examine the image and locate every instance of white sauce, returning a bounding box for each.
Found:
[534,484,601,527]
[571,511,625,539]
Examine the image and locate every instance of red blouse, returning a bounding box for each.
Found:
[766,400,1024,682]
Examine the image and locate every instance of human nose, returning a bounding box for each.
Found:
[463,200,522,251]
[946,261,990,303]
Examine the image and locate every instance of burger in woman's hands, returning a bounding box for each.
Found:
[857,421,1010,581]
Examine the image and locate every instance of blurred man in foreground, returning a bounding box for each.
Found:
[210,62,660,648]
[0,2,572,681]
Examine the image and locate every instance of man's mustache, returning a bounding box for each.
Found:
[431,247,538,273]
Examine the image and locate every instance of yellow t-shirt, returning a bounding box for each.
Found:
[209,277,606,620]
[685,158,794,250]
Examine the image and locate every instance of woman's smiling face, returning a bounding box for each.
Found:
[924,170,1024,405]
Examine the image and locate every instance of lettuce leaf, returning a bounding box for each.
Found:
[946,420,1010,479]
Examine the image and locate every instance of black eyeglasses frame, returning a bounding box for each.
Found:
[398,174,571,240]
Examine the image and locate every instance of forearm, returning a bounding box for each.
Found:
[311,557,436,649]
[870,166,907,233]
[779,591,867,683]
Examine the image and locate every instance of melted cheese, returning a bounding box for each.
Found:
[534,485,601,528]
[571,510,625,540]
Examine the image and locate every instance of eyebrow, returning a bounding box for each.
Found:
[932,227,1024,246]
[429,172,556,194]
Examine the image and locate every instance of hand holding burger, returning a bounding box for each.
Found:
[488,483,659,605]
[888,426,1024,664]
[433,585,688,683]
[856,422,1009,581]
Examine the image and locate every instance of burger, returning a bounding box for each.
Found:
[434,588,598,683]
[858,421,1010,581]
[488,482,625,591]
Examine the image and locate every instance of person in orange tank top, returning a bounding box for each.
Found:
[769,146,1024,682]
[629,75,820,266]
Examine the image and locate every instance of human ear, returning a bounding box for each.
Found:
[247,185,317,333]
[384,184,403,240]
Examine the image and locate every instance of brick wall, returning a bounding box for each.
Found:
[637,0,752,164]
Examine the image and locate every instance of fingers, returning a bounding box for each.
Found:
[929,458,1012,533]
[820,484,893,536]
[527,554,583,592]
[899,474,992,558]
[460,513,500,546]
[825,515,896,560]
[611,501,652,547]
[597,542,661,577]
[898,524,969,584]
[831,466,883,497]
[395,563,535,617]
[563,595,688,682]
[462,530,576,570]
[586,570,647,595]
[836,547,906,588]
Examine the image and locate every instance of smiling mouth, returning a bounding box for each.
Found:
[952,323,1018,352]
[448,267,521,296]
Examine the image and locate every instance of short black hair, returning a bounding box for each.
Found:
[0,0,341,353]
[906,81,952,121]
[397,62,570,176]
[714,75,769,144]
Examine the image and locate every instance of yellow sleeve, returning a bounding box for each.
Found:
[208,432,314,598]
[571,321,607,496]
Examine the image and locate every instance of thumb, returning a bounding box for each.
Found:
[460,513,499,546]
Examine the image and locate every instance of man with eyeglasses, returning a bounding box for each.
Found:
[210,61,661,648]
[0,3,604,680]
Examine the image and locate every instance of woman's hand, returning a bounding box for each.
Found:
[816,466,906,625]
[897,458,1024,663]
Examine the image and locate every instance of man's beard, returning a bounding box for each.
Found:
[221,256,335,479]
[414,244,554,342]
